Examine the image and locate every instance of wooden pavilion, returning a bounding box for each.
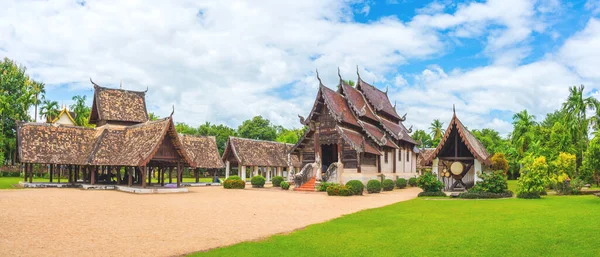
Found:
[222,136,300,182]
[422,108,491,191]
[17,81,223,188]
[290,68,419,189]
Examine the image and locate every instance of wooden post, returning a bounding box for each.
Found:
[141,166,147,188]
[116,167,121,184]
[90,166,96,185]
[75,166,79,183]
[29,163,33,183]
[195,168,199,183]
[23,163,27,182]
[49,164,54,182]
[177,161,181,188]
[58,165,61,184]
[160,167,164,186]
[169,167,173,183]
[68,165,72,184]
[377,155,381,174]
[128,167,133,186]
[147,167,152,186]
[357,152,361,173]
[393,149,397,173]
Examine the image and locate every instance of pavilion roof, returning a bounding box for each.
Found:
[379,118,417,145]
[425,113,491,165]
[319,85,359,127]
[180,135,225,169]
[89,82,148,125]
[222,137,298,167]
[358,120,398,149]
[417,148,436,169]
[336,126,381,155]
[339,82,379,122]
[356,78,401,121]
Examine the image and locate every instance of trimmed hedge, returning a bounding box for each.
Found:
[408,177,417,187]
[459,191,514,199]
[366,180,382,194]
[271,176,284,187]
[280,181,290,190]
[382,179,395,191]
[227,175,242,181]
[251,175,266,188]
[345,180,364,195]
[326,184,352,196]
[396,178,407,189]
[223,177,245,189]
[517,191,541,199]
[418,191,447,197]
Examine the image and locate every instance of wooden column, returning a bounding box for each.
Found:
[377,155,381,173]
[58,165,61,184]
[75,166,79,183]
[176,161,182,188]
[128,167,133,186]
[147,167,152,186]
[357,152,361,173]
[160,167,165,186]
[169,167,173,183]
[141,166,147,188]
[29,163,33,183]
[23,163,27,182]
[49,164,54,182]
[68,165,72,184]
[393,149,397,173]
[90,166,96,185]
[195,168,199,183]
[313,122,321,177]
[116,167,121,184]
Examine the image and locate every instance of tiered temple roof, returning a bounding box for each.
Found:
[291,69,417,156]
[17,81,223,169]
[222,137,300,167]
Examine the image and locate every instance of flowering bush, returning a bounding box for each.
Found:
[517,156,549,199]
[417,172,444,192]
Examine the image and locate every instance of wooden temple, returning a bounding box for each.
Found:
[290,68,420,186]
[222,137,301,182]
[422,108,491,191]
[17,80,223,188]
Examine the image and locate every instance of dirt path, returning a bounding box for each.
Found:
[0,186,420,257]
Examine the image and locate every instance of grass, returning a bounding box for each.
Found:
[0,176,221,189]
[193,195,600,257]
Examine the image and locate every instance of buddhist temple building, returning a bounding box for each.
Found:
[422,108,491,191]
[48,105,76,126]
[222,137,300,182]
[290,68,419,187]
[17,80,223,188]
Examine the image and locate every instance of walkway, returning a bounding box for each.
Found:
[0,186,420,257]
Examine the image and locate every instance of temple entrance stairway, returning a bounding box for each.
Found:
[294,177,316,192]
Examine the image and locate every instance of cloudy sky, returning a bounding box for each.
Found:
[2,0,600,135]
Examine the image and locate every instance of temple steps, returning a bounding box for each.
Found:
[294,177,316,192]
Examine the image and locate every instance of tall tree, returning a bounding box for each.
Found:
[562,85,600,167]
[275,127,305,144]
[411,129,433,148]
[429,119,444,146]
[39,99,60,122]
[197,122,236,154]
[148,112,159,121]
[511,110,536,159]
[237,115,277,141]
[70,95,92,127]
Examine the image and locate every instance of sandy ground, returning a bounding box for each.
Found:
[0,186,420,257]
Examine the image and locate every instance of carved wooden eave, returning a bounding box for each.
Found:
[357,120,398,149]
[335,126,363,153]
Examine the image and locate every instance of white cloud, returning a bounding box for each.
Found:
[586,0,600,15]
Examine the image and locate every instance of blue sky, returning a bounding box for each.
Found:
[2,0,600,136]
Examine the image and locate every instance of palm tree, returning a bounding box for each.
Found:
[562,85,600,160]
[31,81,45,122]
[429,119,444,141]
[39,99,59,123]
[70,95,91,127]
[511,110,536,157]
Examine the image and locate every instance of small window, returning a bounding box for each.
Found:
[398,149,402,162]
[406,150,410,162]
[384,150,388,163]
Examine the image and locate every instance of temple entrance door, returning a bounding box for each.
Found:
[321,144,338,172]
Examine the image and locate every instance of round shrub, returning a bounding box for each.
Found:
[396,178,407,189]
[326,184,352,196]
[317,182,334,192]
[223,177,245,189]
[250,175,266,188]
[408,177,418,187]
[366,180,382,194]
[417,173,444,192]
[271,176,284,187]
[339,186,353,196]
[345,180,364,195]
[228,175,242,181]
[280,181,290,190]
[382,179,395,191]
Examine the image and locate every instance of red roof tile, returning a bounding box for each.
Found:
[357,79,401,120]
[320,85,359,127]
[340,82,379,122]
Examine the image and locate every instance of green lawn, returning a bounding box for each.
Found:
[193,195,600,257]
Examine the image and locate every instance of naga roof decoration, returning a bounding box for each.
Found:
[336,126,381,155]
[356,77,402,121]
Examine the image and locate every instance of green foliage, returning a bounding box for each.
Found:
[582,135,600,185]
[326,184,352,196]
[223,177,245,189]
[551,152,576,178]
[280,181,290,190]
[70,95,93,127]
[345,180,364,195]
[411,129,433,148]
[271,176,284,187]
[417,173,444,192]
[517,156,549,199]
[396,178,407,189]
[472,128,508,155]
[275,127,305,144]
[490,153,509,175]
[147,112,159,121]
[237,116,277,141]
[429,119,444,147]
[317,182,335,192]
[251,175,266,188]
[417,191,447,197]
[176,121,237,155]
[408,177,417,187]
[366,180,382,194]
[469,171,509,194]
[458,191,513,199]
[39,99,59,122]
[382,179,395,191]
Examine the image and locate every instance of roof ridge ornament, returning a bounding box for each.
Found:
[393,100,396,109]
[170,105,175,117]
[298,114,306,125]
[408,125,413,133]
[385,85,388,95]
[401,113,407,121]
[120,80,123,89]
[356,65,360,80]
[90,78,100,88]
[338,67,342,81]
[316,69,322,85]
[359,104,367,116]
[144,86,148,93]
[453,104,456,116]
